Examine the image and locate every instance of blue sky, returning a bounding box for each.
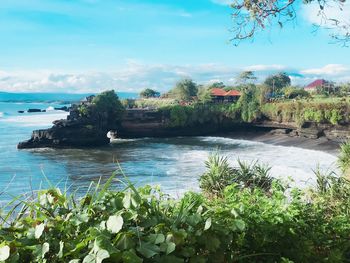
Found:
[0,0,349,93]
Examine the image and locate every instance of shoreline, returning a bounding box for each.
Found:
[219,129,341,156]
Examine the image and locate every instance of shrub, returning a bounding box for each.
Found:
[284,87,310,99]
[199,153,273,196]
[1,169,350,262]
[199,154,236,196]
[338,141,350,174]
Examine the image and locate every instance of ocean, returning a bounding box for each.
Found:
[0,92,338,205]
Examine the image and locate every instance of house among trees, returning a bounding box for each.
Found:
[210,88,241,103]
[304,79,335,93]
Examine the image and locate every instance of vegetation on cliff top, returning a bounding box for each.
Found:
[78,90,125,127]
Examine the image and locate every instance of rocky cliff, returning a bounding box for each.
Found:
[17,97,350,149]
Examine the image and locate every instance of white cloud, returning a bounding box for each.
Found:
[244,64,287,72]
[301,64,349,76]
[0,63,349,93]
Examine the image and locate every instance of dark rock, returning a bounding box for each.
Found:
[18,110,25,113]
[27,109,42,113]
[41,110,46,112]
[54,106,69,112]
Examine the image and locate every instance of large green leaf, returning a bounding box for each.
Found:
[122,250,143,263]
[137,242,160,259]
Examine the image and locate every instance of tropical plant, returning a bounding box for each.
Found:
[199,153,236,196]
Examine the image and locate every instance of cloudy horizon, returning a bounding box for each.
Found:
[0,0,349,93]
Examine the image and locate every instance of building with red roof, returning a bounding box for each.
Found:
[210,88,241,103]
[304,79,333,92]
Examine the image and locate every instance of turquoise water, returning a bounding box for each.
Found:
[0,94,339,205]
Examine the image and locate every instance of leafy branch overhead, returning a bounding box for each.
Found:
[229,0,350,45]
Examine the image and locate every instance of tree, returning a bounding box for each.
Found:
[169,79,198,101]
[139,88,160,98]
[236,71,257,85]
[197,86,212,103]
[91,90,125,128]
[228,0,350,45]
[208,82,226,89]
[264,72,291,93]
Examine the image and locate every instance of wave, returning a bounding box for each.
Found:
[0,112,3,118]
[46,106,55,111]
[198,136,263,147]
[0,112,68,127]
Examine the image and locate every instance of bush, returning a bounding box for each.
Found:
[199,153,273,196]
[139,89,160,98]
[284,87,310,99]
[1,166,350,262]
[338,141,350,174]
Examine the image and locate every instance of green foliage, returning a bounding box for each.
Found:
[140,89,160,98]
[77,92,125,126]
[121,99,136,109]
[264,72,291,91]
[169,105,189,127]
[199,154,236,196]
[237,85,261,122]
[207,82,225,89]
[168,79,198,101]
[162,103,231,128]
[134,98,178,109]
[92,90,125,124]
[196,86,212,103]
[261,100,348,126]
[199,153,273,196]
[1,162,350,262]
[338,141,350,174]
[236,71,257,85]
[284,87,310,99]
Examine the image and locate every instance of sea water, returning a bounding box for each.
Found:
[0,94,338,204]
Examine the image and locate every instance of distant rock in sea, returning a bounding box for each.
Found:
[27,109,42,113]
[54,106,69,112]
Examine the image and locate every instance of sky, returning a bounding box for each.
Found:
[0,0,349,93]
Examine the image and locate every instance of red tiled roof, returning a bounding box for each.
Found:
[211,88,227,96]
[306,79,327,88]
[211,88,241,97]
[225,90,241,96]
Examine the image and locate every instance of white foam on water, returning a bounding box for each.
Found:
[46,106,55,111]
[0,112,68,127]
[0,112,4,118]
[159,137,338,194]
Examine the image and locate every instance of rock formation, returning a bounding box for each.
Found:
[18,93,123,149]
